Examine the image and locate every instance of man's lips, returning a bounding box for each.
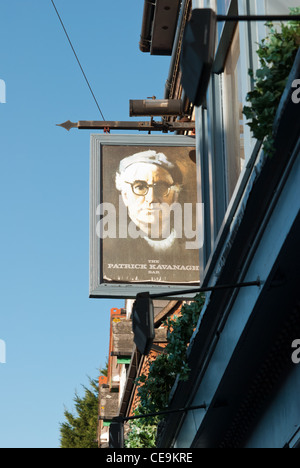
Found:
[144,209,161,214]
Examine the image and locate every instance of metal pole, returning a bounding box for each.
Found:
[114,403,207,423]
[109,403,207,448]
[217,15,300,22]
[149,279,261,299]
[57,119,195,132]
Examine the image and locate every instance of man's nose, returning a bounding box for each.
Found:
[145,186,158,203]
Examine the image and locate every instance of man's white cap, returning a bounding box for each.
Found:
[118,150,182,184]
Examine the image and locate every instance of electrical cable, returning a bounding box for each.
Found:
[50,0,106,121]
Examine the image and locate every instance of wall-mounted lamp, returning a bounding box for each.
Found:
[130,99,184,117]
[132,292,155,356]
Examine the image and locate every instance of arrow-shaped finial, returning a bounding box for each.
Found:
[56,120,78,131]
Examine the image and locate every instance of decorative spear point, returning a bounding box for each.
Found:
[56,120,77,131]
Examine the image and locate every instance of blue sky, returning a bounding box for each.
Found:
[0,0,169,448]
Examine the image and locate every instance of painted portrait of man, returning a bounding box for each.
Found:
[116,150,183,250]
[97,143,201,285]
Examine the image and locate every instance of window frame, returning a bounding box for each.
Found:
[194,0,265,269]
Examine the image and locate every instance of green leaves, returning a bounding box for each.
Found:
[243,9,300,157]
[126,295,206,448]
[125,408,158,448]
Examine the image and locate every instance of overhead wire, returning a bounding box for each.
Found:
[50,0,106,121]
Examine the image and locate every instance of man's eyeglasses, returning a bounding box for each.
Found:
[125,180,174,198]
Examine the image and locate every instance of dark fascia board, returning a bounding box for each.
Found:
[119,346,142,418]
[157,51,300,448]
[111,351,132,357]
[158,137,300,447]
[151,0,181,56]
[140,0,181,55]
[191,215,300,448]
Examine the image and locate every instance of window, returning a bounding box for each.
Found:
[217,0,232,37]
[222,25,245,199]
[217,0,231,13]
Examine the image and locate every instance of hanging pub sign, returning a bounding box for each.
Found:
[90,134,203,299]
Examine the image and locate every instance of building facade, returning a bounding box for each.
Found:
[99,0,300,448]
[98,301,183,447]
[139,0,300,448]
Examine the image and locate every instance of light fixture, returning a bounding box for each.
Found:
[181,9,217,107]
[181,9,300,107]
[132,292,155,356]
[129,99,184,117]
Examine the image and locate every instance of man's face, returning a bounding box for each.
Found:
[120,163,179,238]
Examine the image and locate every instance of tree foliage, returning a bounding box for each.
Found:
[60,377,99,449]
[243,8,300,156]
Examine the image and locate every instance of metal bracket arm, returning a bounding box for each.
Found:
[57,119,195,133]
